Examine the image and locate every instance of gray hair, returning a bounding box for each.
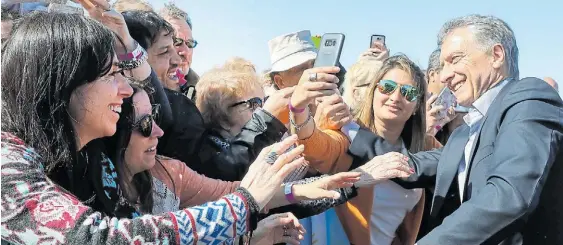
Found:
[427,48,441,72]
[437,15,519,79]
[160,3,192,29]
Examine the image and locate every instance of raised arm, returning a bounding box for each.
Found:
[267,174,358,219]
[2,133,311,245]
[1,138,252,245]
[164,159,240,208]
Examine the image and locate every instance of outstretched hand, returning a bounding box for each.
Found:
[292,172,361,201]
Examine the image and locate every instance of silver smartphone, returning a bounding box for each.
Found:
[48,3,83,14]
[432,87,457,110]
[313,33,345,68]
[370,34,386,48]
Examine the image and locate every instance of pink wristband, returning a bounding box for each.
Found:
[289,102,306,113]
[284,183,298,203]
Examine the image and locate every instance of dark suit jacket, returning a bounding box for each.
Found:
[348,77,563,245]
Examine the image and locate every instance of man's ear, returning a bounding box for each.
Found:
[428,70,437,83]
[273,73,285,89]
[491,43,505,70]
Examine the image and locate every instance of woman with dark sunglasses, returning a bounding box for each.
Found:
[289,54,444,245]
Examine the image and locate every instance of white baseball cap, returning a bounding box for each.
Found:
[268,30,317,72]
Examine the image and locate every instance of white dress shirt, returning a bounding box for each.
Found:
[458,79,511,200]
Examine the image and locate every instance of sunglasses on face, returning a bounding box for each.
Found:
[376,79,419,102]
[173,37,198,48]
[230,97,264,111]
[133,105,160,137]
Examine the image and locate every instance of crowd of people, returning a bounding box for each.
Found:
[1,0,562,245]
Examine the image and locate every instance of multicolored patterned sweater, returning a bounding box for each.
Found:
[0,132,251,244]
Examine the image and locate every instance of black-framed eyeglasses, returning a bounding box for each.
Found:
[230,97,263,111]
[173,37,198,48]
[376,79,419,102]
[133,104,160,137]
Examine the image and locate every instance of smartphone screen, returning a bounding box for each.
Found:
[48,3,83,14]
[313,33,345,68]
[370,34,386,48]
[432,87,457,110]
[181,85,196,101]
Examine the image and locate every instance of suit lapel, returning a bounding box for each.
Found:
[462,82,515,200]
[430,125,470,216]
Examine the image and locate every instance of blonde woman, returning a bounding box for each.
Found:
[290,54,443,245]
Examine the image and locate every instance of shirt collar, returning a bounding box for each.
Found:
[463,78,511,126]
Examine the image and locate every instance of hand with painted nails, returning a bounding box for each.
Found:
[352,152,413,187]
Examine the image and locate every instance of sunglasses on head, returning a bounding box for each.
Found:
[230,97,264,111]
[376,79,419,102]
[173,37,198,48]
[133,105,160,137]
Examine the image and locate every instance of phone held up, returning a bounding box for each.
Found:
[313,33,346,90]
[313,33,345,68]
[432,87,470,113]
[370,34,386,48]
[432,87,457,112]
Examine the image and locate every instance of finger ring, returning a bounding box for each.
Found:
[265,151,278,164]
[308,73,317,82]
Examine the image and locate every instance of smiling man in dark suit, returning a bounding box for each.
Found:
[342,15,563,244]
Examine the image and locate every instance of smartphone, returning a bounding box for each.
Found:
[432,87,457,111]
[370,34,386,48]
[181,85,196,101]
[313,33,345,68]
[48,3,83,14]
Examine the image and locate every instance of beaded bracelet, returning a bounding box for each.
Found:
[117,42,148,70]
[289,109,312,133]
[235,187,259,231]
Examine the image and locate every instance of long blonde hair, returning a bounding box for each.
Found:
[354,54,427,152]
